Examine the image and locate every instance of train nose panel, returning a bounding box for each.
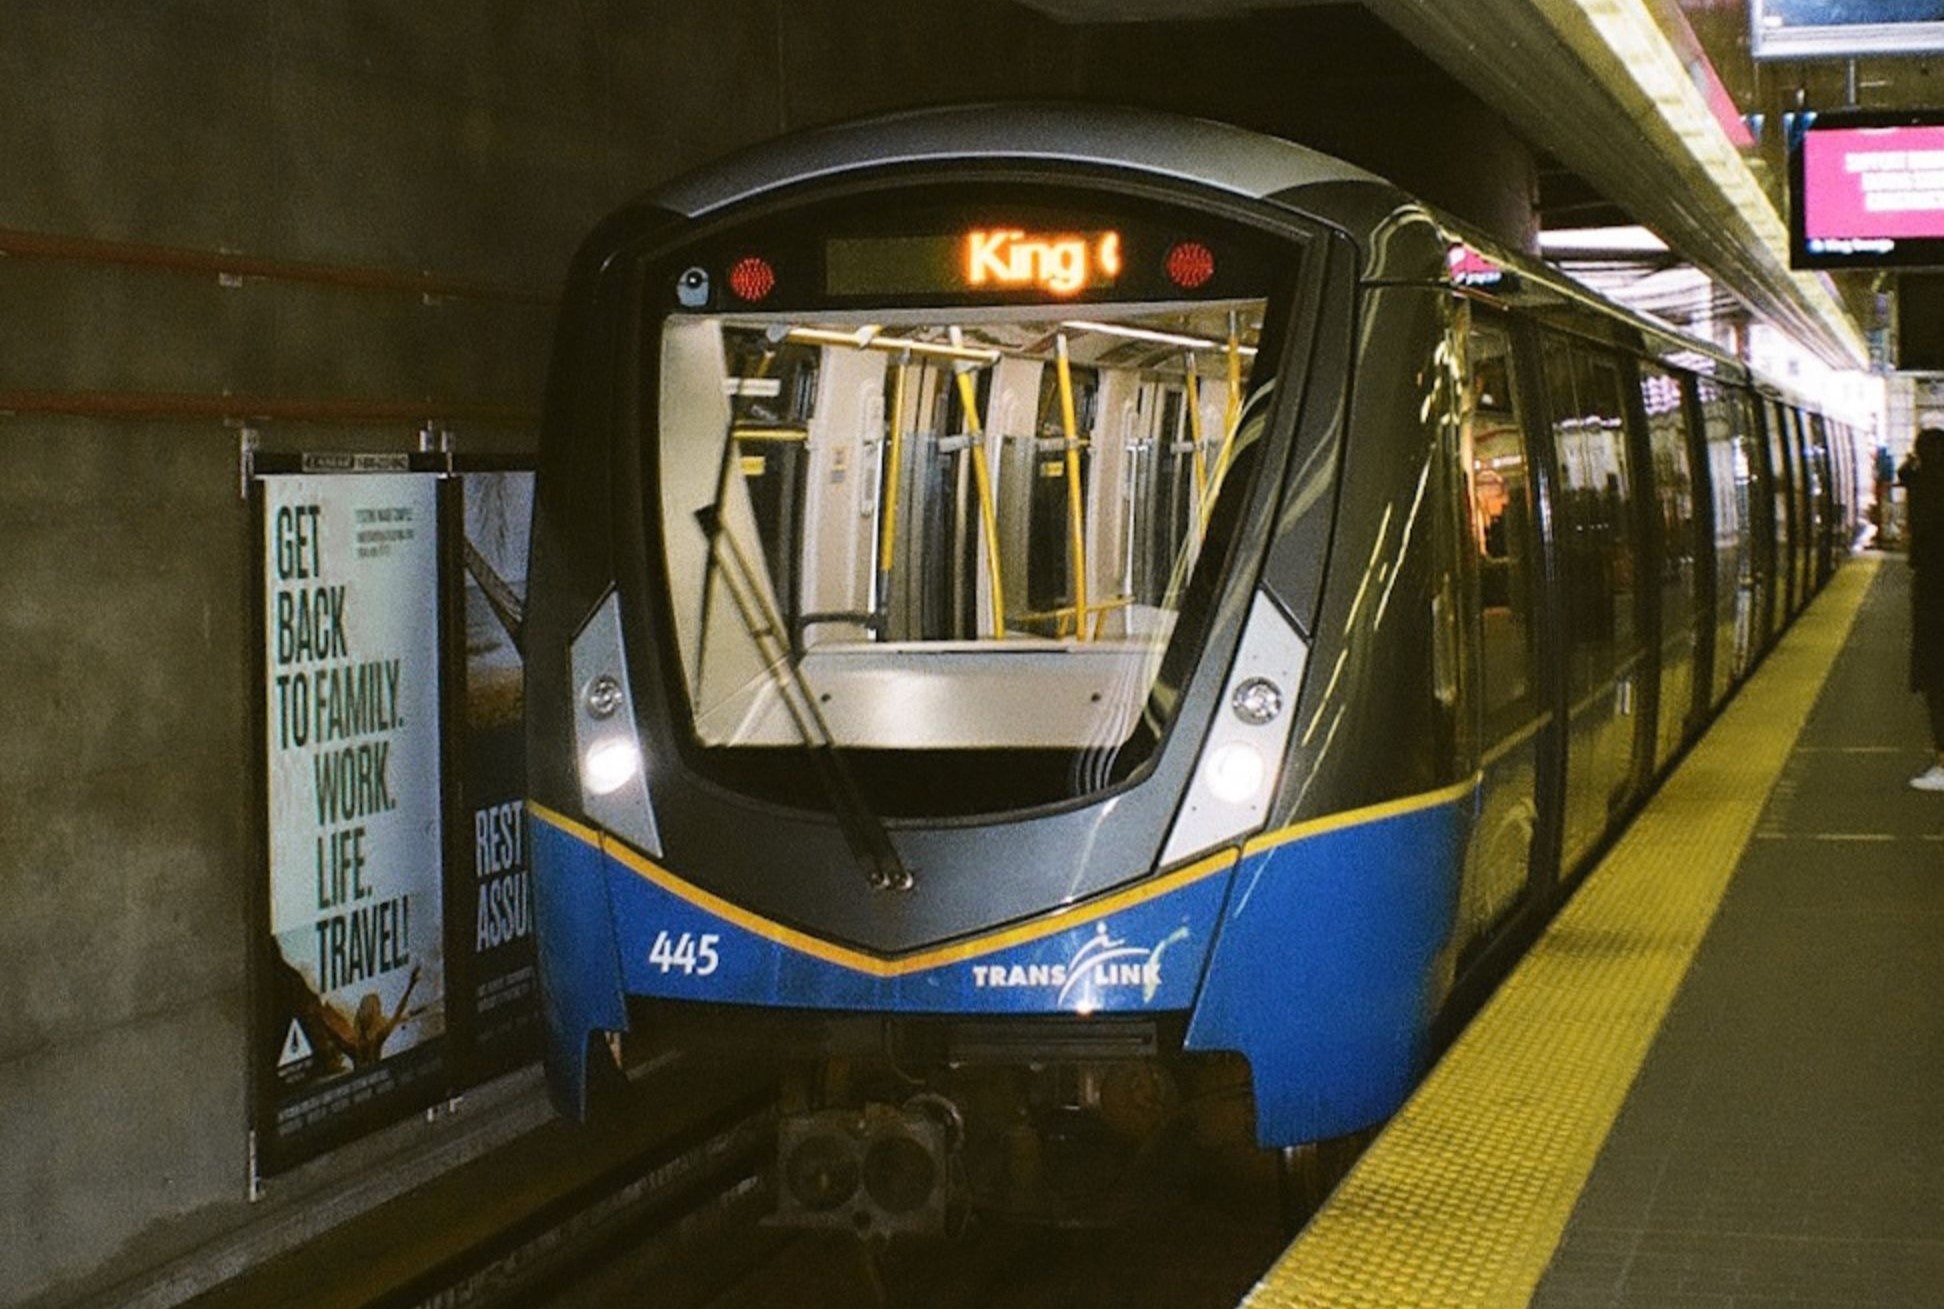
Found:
[1184,781,1473,1147]
[536,799,1237,1017]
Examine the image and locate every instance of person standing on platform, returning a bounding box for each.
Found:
[1875,443,1896,539]
[1902,427,1944,791]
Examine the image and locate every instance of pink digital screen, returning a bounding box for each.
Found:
[1446,245,1504,287]
[1801,124,1944,242]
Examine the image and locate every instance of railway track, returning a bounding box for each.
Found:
[517,1119,1306,1309]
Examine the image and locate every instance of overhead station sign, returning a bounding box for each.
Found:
[1752,1,1944,59]
[1791,113,1944,270]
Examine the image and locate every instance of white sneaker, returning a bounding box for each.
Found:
[1910,764,1944,792]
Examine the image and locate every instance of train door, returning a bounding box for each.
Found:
[1790,408,1819,597]
[991,355,1051,631]
[1638,361,1703,768]
[1086,367,1142,639]
[1130,374,1226,608]
[1538,333,1647,873]
[1826,422,1852,558]
[1453,313,1555,964]
[722,330,820,641]
[1699,381,1752,700]
[1015,362,1099,637]
[1762,399,1798,621]
[797,345,892,649]
[897,362,997,641]
[1738,391,1777,648]
[1138,385,1193,606]
[1832,424,1848,563]
[1805,413,1833,585]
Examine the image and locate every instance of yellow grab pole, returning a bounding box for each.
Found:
[1185,354,1208,503]
[950,334,1006,641]
[1056,334,1089,642]
[1203,314,1246,530]
[1223,311,1242,440]
[877,361,908,575]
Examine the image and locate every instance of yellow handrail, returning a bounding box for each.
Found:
[1224,311,1242,440]
[1056,333,1089,643]
[1202,314,1248,531]
[877,362,908,576]
[1014,594,1133,638]
[1185,354,1208,503]
[950,335,1006,641]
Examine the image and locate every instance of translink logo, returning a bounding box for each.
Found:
[968,922,1189,1008]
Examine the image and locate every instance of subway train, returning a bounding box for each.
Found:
[524,105,1858,1232]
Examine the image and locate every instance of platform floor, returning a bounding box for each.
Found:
[1246,556,1944,1308]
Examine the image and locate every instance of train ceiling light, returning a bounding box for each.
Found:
[1060,319,1258,356]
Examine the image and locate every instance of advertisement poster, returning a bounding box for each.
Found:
[257,470,448,1168]
[458,469,539,1076]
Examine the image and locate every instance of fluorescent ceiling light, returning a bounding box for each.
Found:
[1568,0,1865,364]
[1539,225,1670,254]
[1060,320,1259,356]
[786,327,999,364]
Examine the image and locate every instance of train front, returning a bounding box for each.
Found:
[527,111,1396,1231]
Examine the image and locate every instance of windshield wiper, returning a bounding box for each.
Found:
[693,500,913,893]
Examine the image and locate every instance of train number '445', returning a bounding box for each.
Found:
[649,930,721,976]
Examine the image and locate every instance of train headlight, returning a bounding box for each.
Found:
[1230,677,1284,725]
[584,674,624,719]
[1159,590,1307,867]
[569,591,663,856]
[1204,741,1267,805]
[581,738,641,796]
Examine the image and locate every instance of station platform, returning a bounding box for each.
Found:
[1246,554,1943,1309]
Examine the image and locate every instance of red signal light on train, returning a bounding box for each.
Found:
[728,256,776,303]
[1165,241,1216,290]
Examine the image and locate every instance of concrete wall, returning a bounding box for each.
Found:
[0,4,1533,1304]
[1072,5,1542,252]
[0,5,1074,1304]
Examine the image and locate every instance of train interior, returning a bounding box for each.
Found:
[655,303,1268,776]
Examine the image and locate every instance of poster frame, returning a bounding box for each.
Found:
[447,454,543,1084]
[247,451,463,1178]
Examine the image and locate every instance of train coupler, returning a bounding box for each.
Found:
[770,1097,963,1238]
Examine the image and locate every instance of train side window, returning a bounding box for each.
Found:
[1764,398,1796,609]
[1697,379,1750,692]
[1546,342,1639,667]
[1733,391,1774,638]
[1798,409,1826,583]
[1541,334,1642,867]
[1465,321,1540,739]
[1639,366,1698,584]
[1639,362,1699,748]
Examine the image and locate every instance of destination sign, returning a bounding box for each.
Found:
[825,228,1123,298]
[965,229,1121,295]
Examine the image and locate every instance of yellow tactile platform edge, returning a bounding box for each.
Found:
[1244,558,1880,1309]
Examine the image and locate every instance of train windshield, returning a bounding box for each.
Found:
[651,195,1297,816]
